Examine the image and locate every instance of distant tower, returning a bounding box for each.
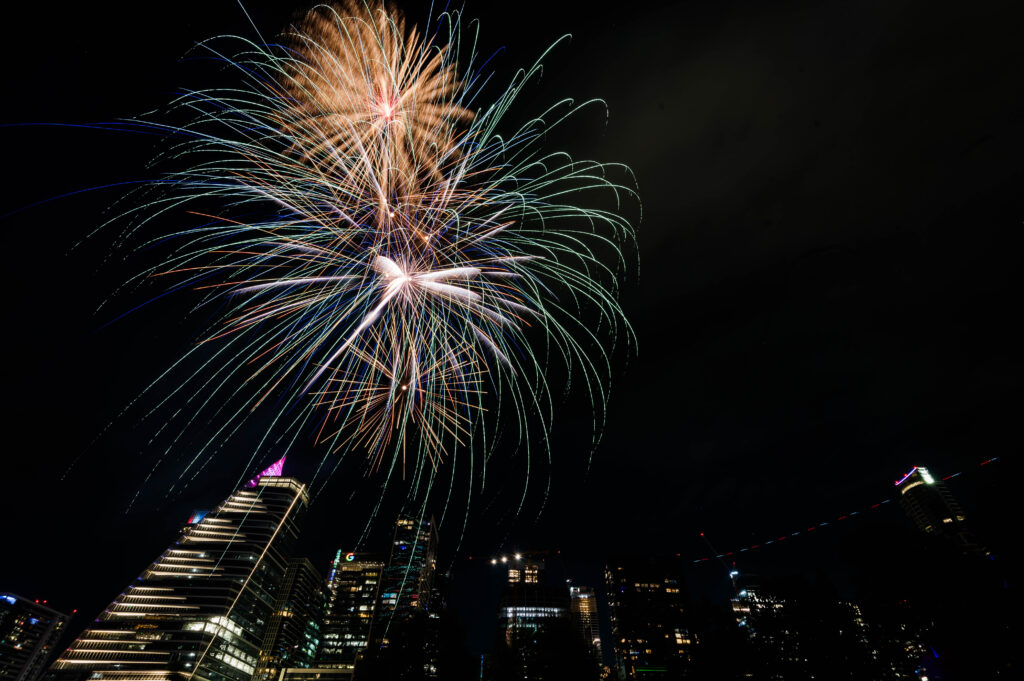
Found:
[254,558,325,681]
[316,551,384,673]
[895,465,985,555]
[728,573,801,675]
[496,555,569,644]
[484,552,599,681]
[569,586,602,666]
[727,571,891,679]
[605,555,694,680]
[48,457,307,681]
[0,594,69,681]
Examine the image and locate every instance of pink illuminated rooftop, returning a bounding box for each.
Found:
[246,455,286,487]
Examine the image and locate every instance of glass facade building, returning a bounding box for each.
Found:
[569,586,602,666]
[0,594,69,681]
[363,516,441,679]
[48,462,308,681]
[254,558,324,681]
[376,517,438,624]
[315,552,383,672]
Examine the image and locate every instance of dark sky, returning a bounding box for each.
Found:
[2,0,1021,658]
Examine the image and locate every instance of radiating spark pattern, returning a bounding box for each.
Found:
[281,1,473,191]
[110,1,636,517]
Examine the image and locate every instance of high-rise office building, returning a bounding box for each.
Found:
[488,553,596,681]
[377,516,438,624]
[895,465,985,555]
[497,557,569,645]
[254,558,324,681]
[569,586,602,666]
[605,556,694,680]
[316,551,384,673]
[48,457,307,681]
[356,516,441,680]
[0,594,69,681]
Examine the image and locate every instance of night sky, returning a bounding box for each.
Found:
[3,0,1021,660]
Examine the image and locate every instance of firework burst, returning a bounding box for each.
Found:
[281,1,473,190]
[108,1,636,521]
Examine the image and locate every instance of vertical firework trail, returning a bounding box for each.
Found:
[98,1,636,536]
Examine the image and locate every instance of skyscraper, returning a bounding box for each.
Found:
[0,594,69,681]
[895,465,985,555]
[316,551,384,673]
[361,516,441,679]
[254,558,325,681]
[48,457,307,681]
[605,556,694,680]
[497,557,569,646]
[569,586,602,667]
[487,553,595,681]
[377,516,438,624]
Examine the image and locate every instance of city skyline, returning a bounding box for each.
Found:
[2,455,1006,675]
[0,447,1016,681]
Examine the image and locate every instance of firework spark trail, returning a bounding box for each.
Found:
[96,2,636,529]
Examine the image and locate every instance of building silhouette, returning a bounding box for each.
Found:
[484,553,597,681]
[605,556,694,680]
[497,556,569,647]
[726,569,943,681]
[0,594,69,681]
[47,457,307,681]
